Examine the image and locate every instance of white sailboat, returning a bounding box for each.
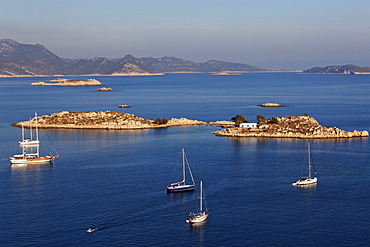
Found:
[9,113,59,164]
[292,142,318,186]
[166,148,195,192]
[186,181,209,223]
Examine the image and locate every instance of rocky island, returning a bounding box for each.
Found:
[12,112,368,139]
[12,111,212,130]
[30,78,103,86]
[213,115,368,139]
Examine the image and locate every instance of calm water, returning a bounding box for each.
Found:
[0,73,369,246]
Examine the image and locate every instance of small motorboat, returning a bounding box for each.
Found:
[86,228,95,233]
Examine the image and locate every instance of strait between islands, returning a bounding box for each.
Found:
[12,111,368,139]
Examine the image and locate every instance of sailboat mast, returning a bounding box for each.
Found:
[182,148,186,182]
[35,113,39,141]
[200,181,203,211]
[30,117,32,140]
[308,142,311,178]
[21,124,25,140]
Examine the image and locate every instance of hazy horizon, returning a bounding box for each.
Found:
[1,0,370,70]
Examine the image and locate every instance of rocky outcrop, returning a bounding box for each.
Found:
[213,116,368,139]
[208,120,235,127]
[94,87,113,91]
[13,111,154,130]
[258,103,287,107]
[165,118,207,126]
[30,79,103,86]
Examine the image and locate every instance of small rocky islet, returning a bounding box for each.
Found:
[30,78,103,86]
[12,111,368,139]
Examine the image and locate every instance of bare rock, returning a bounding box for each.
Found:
[94,87,113,91]
[166,118,207,126]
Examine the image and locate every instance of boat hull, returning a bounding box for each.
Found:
[292,177,317,186]
[9,156,58,164]
[166,184,195,193]
[186,213,208,223]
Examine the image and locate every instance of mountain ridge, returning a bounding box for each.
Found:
[303,64,370,74]
[139,56,269,73]
[0,39,162,77]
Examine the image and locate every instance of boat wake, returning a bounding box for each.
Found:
[86,193,182,233]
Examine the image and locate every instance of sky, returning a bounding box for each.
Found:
[1,0,370,69]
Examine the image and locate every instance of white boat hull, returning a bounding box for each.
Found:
[292,177,317,186]
[166,184,195,192]
[186,213,208,223]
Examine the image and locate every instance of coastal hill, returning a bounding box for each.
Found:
[12,111,368,139]
[139,56,269,73]
[303,64,370,74]
[0,39,162,77]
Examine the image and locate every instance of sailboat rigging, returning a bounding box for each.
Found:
[166,148,195,192]
[292,142,318,186]
[19,117,40,146]
[9,113,59,164]
[186,181,209,223]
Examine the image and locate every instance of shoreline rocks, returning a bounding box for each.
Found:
[30,78,103,86]
[213,116,368,139]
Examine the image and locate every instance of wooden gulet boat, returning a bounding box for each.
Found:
[9,113,59,164]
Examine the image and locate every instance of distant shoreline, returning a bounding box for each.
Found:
[0,73,164,78]
[0,71,302,78]
[300,72,370,75]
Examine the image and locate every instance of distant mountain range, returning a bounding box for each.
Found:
[0,39,272,77]
[0,39,160,77]
[303,64,370,74]
[139,56,266,73]
[1,39,369,77]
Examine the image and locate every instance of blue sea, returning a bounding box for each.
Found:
[0,73,369,246]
